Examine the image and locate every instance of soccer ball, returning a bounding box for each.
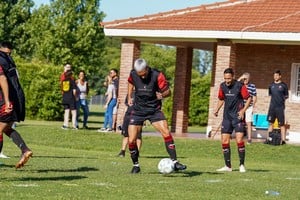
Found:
[158,158,174,174]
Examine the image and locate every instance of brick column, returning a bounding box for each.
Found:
[171,47,193,135]
[117,39,140,127]
[207,40,236,138]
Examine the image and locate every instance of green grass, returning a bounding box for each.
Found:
[0,105,299,199]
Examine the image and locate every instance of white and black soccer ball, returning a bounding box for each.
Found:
[158,158,174,174]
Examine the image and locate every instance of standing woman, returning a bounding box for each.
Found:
[76,70,89,129]
[98,75,117,132]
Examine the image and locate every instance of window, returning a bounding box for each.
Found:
[290,63,300,102]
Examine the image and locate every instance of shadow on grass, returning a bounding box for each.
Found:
[33,155,98,159]
[142,155,186,159]
[149,170,202,177]
[12,175,87,182]
[35,166,99,173]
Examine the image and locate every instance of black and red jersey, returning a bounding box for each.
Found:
[128,67,169,113]
[218,80,250,120]
[268,81,288,109]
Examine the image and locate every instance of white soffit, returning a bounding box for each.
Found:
[104,29,300,43]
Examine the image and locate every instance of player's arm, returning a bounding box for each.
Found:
[127,82,134,106]
[0,68,12,113]
[214,100,224,117]
[156,72,171,99]
[214,86,224,117]
[238,85,251,119]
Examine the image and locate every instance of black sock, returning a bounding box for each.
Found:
[8,131,29,153]
[222,143,231,168]
[164,135,177,160]
[237,142,245,165]
[0,134,3,153]
[128,143,139,165]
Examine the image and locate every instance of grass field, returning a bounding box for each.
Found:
[0,105,299,199]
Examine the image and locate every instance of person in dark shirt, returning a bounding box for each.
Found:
[214,68,251,173]
[0,41,32,168]
[127,58,187,174]
[267,70,289,145]
[61,70,77,130]
[117,92,142,157]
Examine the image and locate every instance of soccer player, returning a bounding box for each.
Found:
[127,58,187,173]
[267,70,288,145]
[214,68,251,173]
[0,41,33,168]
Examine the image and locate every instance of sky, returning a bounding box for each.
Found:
[33,0,223,21]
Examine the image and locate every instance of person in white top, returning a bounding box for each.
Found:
[76,70,89,129]
[98,75,117,132]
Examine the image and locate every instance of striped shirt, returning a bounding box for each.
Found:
[246,83,257,106]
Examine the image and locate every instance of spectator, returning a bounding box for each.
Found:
[110,69,119,131]
[117,93,142,157]
[61,70,77,130]
[76,70,89,129]
[98,75,117,132]
[238,72,257,144]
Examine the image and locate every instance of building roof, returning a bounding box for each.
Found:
[101,0,300,45]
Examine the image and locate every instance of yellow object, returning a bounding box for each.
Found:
[274,118,279,129]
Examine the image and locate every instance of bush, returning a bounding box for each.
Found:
[16,60,64,120]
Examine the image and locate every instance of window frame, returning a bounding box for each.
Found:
[290,63,300,102]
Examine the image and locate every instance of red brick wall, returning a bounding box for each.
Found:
[117,39,140,126]
[171,47,193,134]
[208,42,300,134]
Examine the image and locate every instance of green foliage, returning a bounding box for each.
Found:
[0,0,34,47]
[16,59,63,120]
[17,0,106,94]
[189,72,211,126]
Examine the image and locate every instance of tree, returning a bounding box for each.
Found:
[0,0,34,48]
[18,0,106,91]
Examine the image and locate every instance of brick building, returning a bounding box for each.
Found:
[101,0,300,142]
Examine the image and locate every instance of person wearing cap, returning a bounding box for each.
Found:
[60,64,72,83]
[126,58,187,173]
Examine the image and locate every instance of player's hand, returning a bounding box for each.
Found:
[156,92,163,100]
[5,102,13,113]
[214,111,218,117]
[237,111,244,120]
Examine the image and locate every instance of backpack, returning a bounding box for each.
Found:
[264,129,281,146]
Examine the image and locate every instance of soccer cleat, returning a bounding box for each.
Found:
[0,152,9,158]
[117,150,125,157]
[174,161,187,171]
[239,164,246,173]
[216,166,232,172]
[15,150,33,169]
[281,141,286,145]
[61,125,68,130]
[247,139,252,144]
[131,166,141,174]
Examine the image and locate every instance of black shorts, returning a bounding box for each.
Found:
[122,109,142,139]
[268,107,285,126]
[221,118,245,134]
[63,100,76,110]
[129,109,166,126]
